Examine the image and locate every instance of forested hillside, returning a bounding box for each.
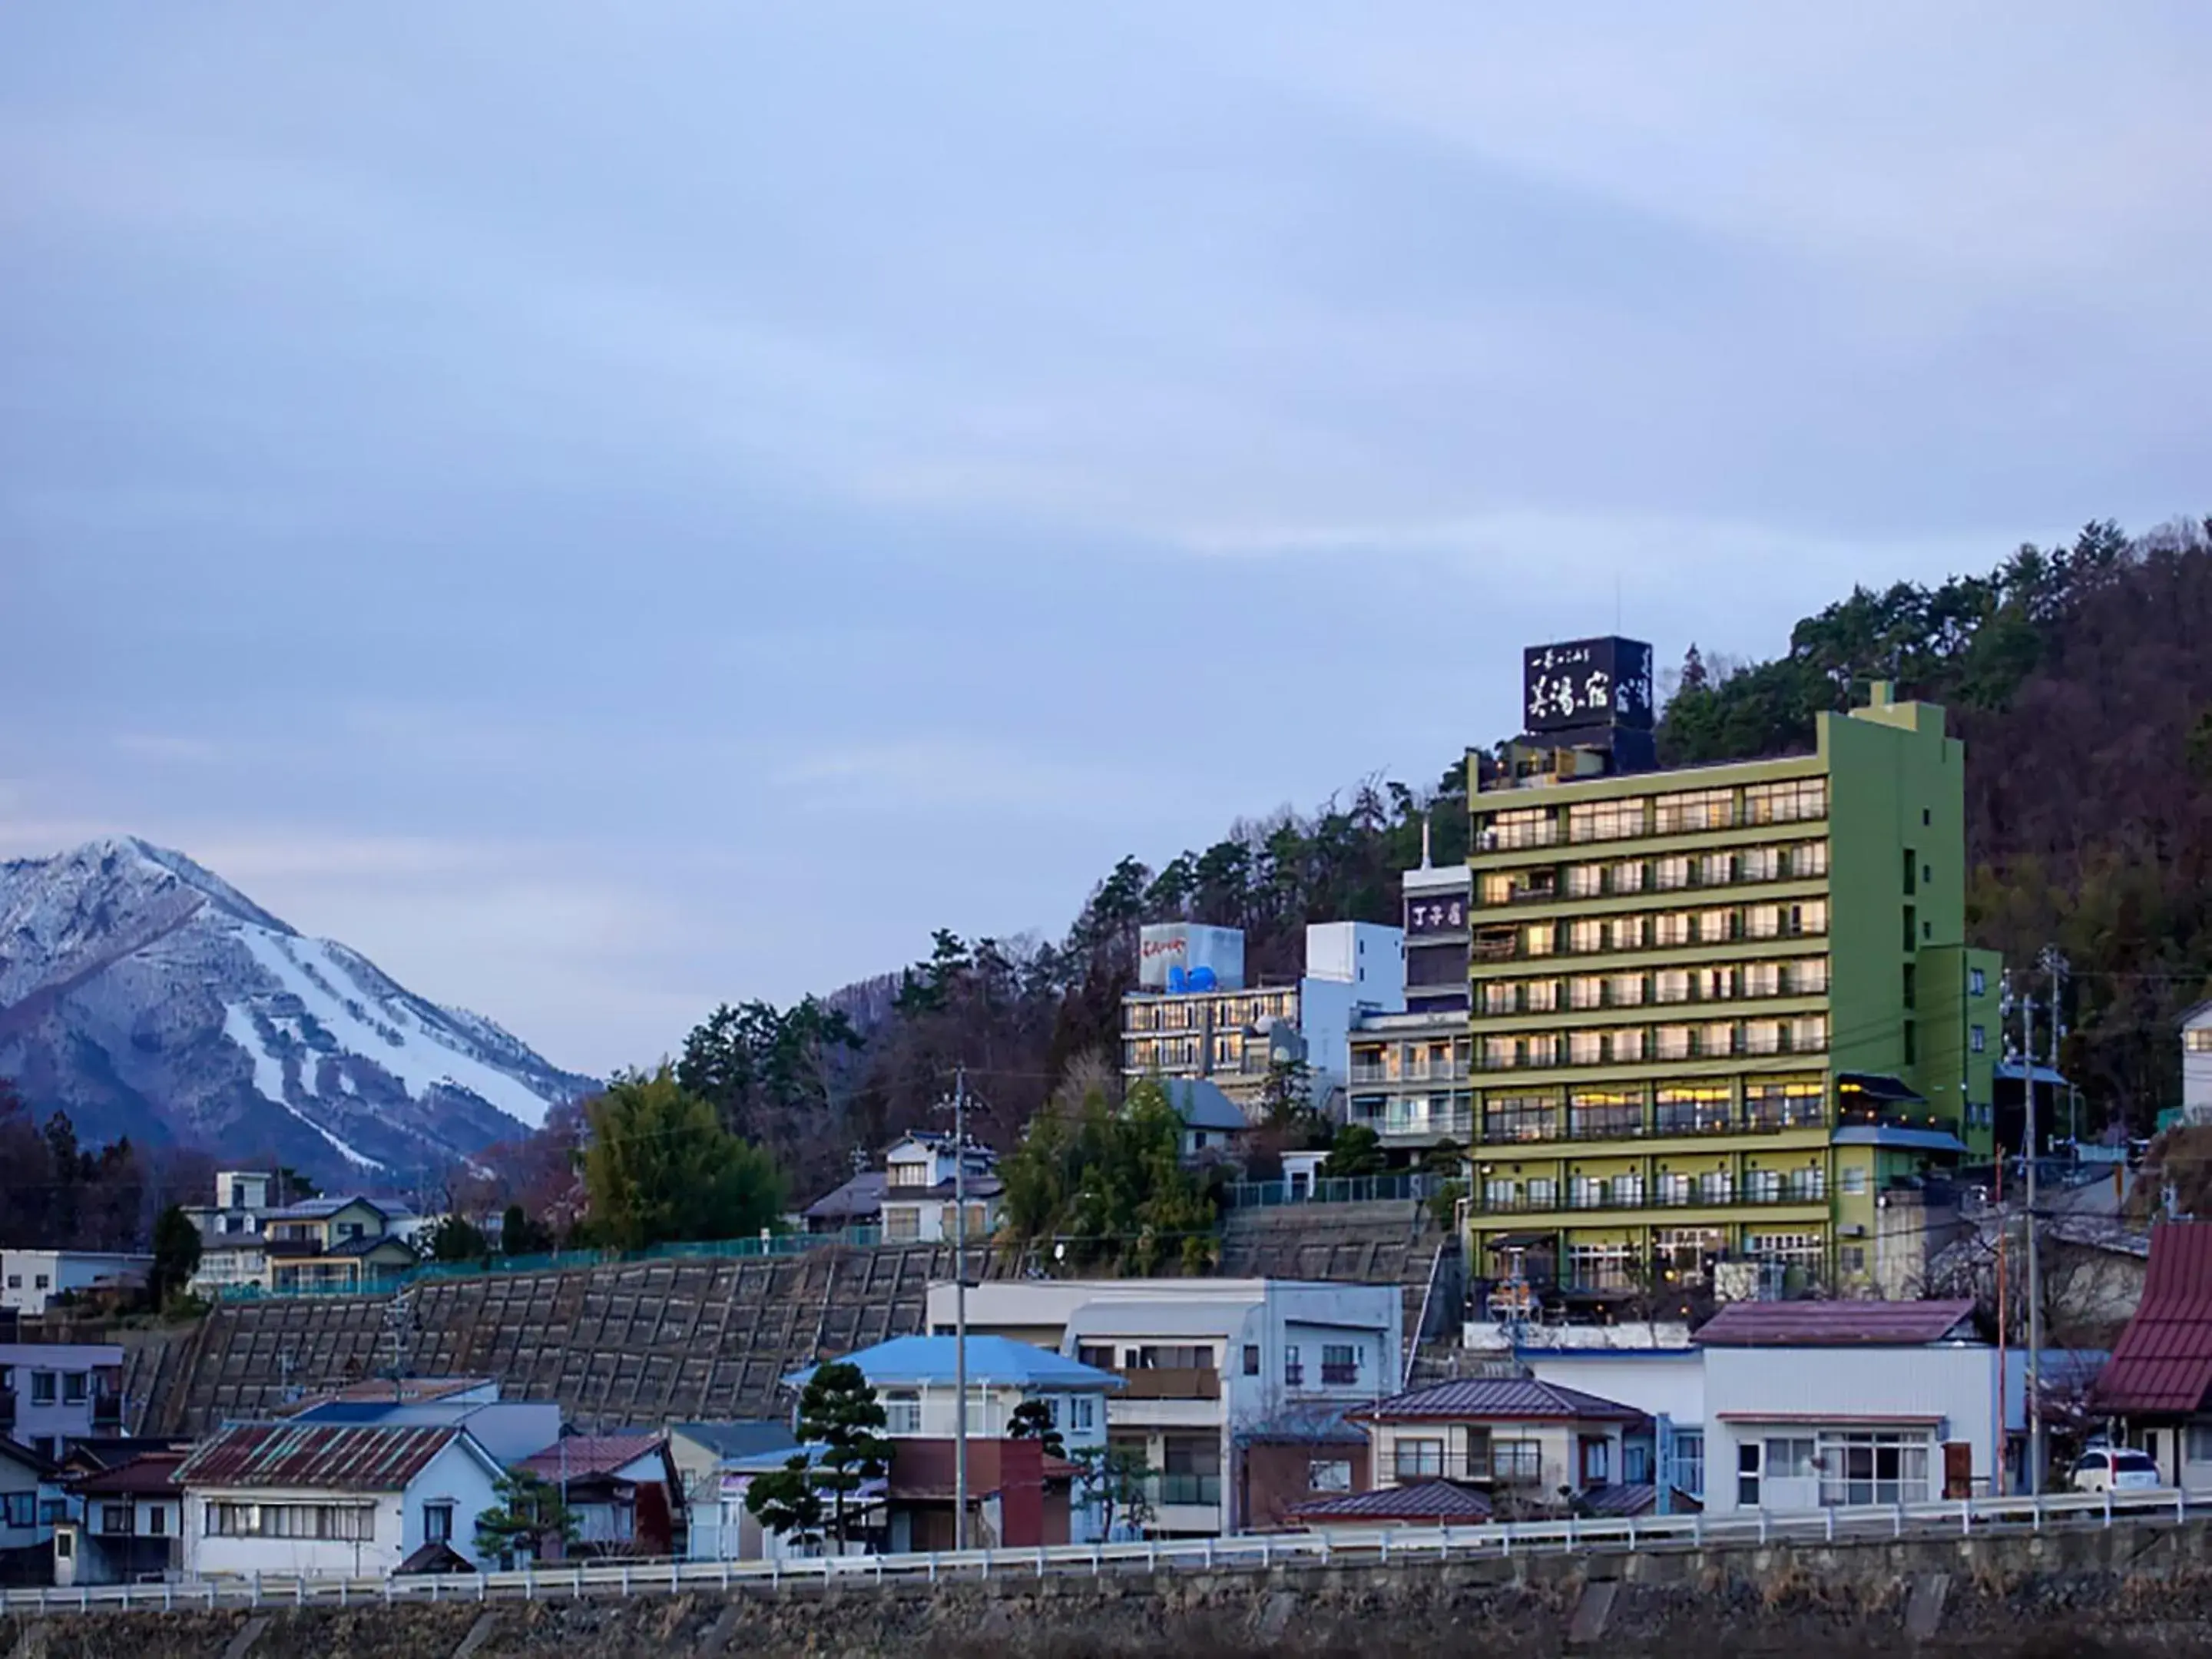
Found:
[645,518,2212,1204]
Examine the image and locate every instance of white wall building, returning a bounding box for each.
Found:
[928,1278,1402,1535]
[879,1133,1002,1243]
[2183,999,2212,1122]
[1,1251,151,1316]
[0,1342,125,1462]
[178,1421,504,1578]
[0,1437,58,1555]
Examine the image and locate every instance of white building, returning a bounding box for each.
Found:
[879,1133,1002,1243]
[55,1449,187,1586]
[1522,1348,1709,1502]
[0,1341,125,1462]
[1694,1299,1996,1512]
[1,1251,151,1316]
[1120,922,1406,1119]
[178,1421,504,1578]
[928,1277,1402,1535]
[0,1437,60,1557]
[2184,999,2212,1122]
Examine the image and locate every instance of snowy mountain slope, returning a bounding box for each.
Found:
[0,836,598,1181]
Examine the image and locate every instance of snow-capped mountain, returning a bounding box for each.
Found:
[0,836,598,1180]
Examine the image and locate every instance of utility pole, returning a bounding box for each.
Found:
[2020,969,2045,1498]
[952,1065,970,1551]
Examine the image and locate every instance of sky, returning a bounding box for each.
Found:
[4,4,2210,1080]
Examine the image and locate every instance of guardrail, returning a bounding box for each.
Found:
[4,1488,2201,1618]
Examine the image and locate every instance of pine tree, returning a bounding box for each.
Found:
[794,1360,892,1549]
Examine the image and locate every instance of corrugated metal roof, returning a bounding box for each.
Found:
[2093,1222,2212,1415]
[70,1452,186,1496]
[516,1435,668,1482]
[1291,1481,1493,1523]
[177,1423,462,1492]
[785,1336,1124,1392]
[1693,1299,1978,1347]
[1353,1377,1644,1424]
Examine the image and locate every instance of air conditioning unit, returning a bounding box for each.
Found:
[1840,1224,1866,1238]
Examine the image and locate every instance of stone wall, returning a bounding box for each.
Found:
[8,1516,2212,1657]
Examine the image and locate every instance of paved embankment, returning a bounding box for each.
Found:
[8,1515,2212,1657]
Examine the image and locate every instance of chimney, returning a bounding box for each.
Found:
[1419,813,1433,870]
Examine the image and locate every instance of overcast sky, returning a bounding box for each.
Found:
[5,4,2209,1078]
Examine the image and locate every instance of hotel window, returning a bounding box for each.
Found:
[1571,1089,1643,1138]
[1654,969,1691,1004]
[1654,855,1691,891]
[1566,863,1604,899]
[1697,908,1737,944]
[1694,965,1734,1002]
[1742,962,1781,998]
[1484,1094,1560,1142]
[1479,872,1515,905]
[1608,915,1647,951]
[1745,1167,1781,1201]
[1525,1177,1558,1209]
[1524,923,1556,957]
[1568,918,1605,954]
[1525,979,1559,1012]
[1750,1232,1823,1272]
[1971,1024,1986,1054]
[1611,1171,1645,1207]
[1526,1033,1561,1068]
[1483,981,1516,1015]
[1970,966,1988,996]
[1698,852,1734,886]
[1609,972,1646,1007]
[1744,777,1827,825]
[1786,1167,1826,1200]
[1656,1173,1692,1207]
[1788,957,1830,994]
[1701,1021,1737,1058]
[1654,912,1692,946]
[1740,846,1780,882]
[1656,1084,1732,1134]
[1610,861,1647,895]
[1570,1175,1602,1210]
[1654,1025,1693,1060]
[1568,1243,1635,1290]
[1789,1015,1829,1051]
[1655,788,1737,833]
[1568,1031,1604,1066]
[1608,1027,1647,1062]
[1746,1079,1824,1129]
[1698,1169,1733,1204]
[1842,1165,1868,1195]
[1482,1036,1518,1070]
[1745,903,1782,940]
[1787,900,1828,935]
[1484,1177,1518,1209]
[1790,839,1830,877]
[1568,797,1647,843]
[1485,807,1558,849]
[1569,975,1605,1011]
[1743,1020,1783,1055]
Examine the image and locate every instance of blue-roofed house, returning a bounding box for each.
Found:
[788,1336,1124,1546]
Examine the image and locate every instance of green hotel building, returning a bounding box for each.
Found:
[1464,664,1999,1298]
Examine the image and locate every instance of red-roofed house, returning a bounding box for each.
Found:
[1346,1376,1647,1508]
[177,1422,503,1579]
[55,1451,184,1587]
[1697,1297,1995,1514]
[515,1435,679,1558]
[2091,1222,2212,1488]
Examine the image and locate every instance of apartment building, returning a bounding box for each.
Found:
[924,1278,1402,1536]
[1464,657,1999,1297]
[1346,1012,1472,1151]
[1121,921,1405,1118]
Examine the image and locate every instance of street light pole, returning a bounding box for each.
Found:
[952,1065,969,1551]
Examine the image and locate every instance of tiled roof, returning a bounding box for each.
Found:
[1291,1481,1493,1524]
[1237,1405,1369,1447]
[803,1171,886,1222]
[70,1452,186,1497]
[1581,1483,1702,1518]
[1353,1377,1644,1424]
[672,1421,802,1462]
[177,1423,463,1492]
[517,1435,668,1482]
[2094,1223,2212,1415]
[1693,1299,1977,1347]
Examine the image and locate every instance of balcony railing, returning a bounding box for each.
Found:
[1153,1473,1223,1508]
[1473,1182,1827,1216]
[1114,1367,1220,1402]
[1479,1111,1831,1147]
[1390,1449,1546,1485]
[1320,1363,1359,1386]
[1382,1108,1475,1140]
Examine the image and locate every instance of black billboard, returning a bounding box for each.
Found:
[1405,893,1469,935]
[1522,637,1654,733]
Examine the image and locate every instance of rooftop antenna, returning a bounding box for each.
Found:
[1419,812,1432,870]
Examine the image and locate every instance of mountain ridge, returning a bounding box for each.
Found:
[0,836,598,1183]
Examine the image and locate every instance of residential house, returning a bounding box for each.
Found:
[0,1342,126,1462]
[178,1421,503,1578]
[2091,1221,2212,1489]
[1161,1078,1250,1161]
[927,1278,1402,1535]
[1234,1406,1373,1532]
[263,1197,419,1295]
[1521,1346,1708,1505]
[1,1252,152,1316]
[879,1134,1001,1244]
[55,1450,185,1587]
[1347,1377,1647,1514]
[280,1377,559,1466]
[800,1168,887,1235]
[668,1422,801,1562]
[515,1435,680,1557]
[1696,1298,1995,1512]
[786,1333,1118,1548]
[1291,1479,1497,1531]
[0,1437,60,1566]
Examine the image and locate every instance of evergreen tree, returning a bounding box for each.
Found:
[1008,1398,1065,1459]
[743,1454,824,1548]
[794,1359,892,1549]
[425,1214,488,1263]
[149,1204,202,1307]
[581,1067,786,1250]
[474,1469,579,1565]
